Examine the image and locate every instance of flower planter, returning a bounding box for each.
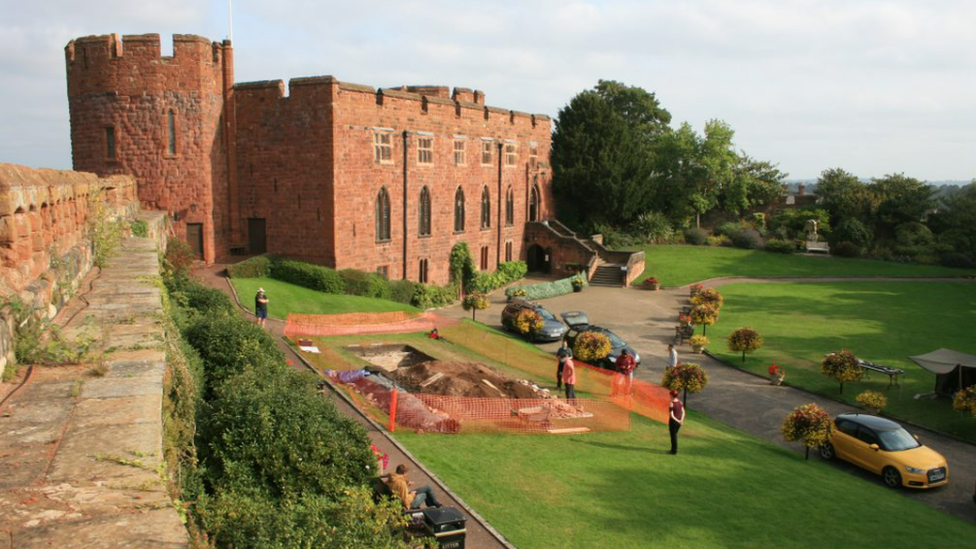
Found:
[770,374,785,386]
[692,344,704,354]
[572,285,583,293]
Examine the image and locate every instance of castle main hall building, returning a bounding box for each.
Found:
[65,34,554,285]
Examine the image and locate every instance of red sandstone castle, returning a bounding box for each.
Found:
[65,34,643,286]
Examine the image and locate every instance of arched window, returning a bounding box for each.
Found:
[376,187,391,241]
[529,183,541,222]
[418,186,431,236]
[505,186,514,226]
[481,186,491,229]
[453,187,465,232]
[167,109,177,155]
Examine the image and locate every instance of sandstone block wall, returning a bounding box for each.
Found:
[66,34,233,263]
[0,162,139,378]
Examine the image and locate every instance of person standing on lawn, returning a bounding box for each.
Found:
[255,288,269,328]
[556,340,572,389]
[614,349,636,396]
[668,389,685,454]
[666,343,678,369]
[562,356,577,401]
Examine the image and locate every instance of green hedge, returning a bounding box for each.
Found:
[166,277,409,547]
[468,261,528,293]
[271,259,345,294]
[412,283,457,309]
[339,269,393,300]
[228,255,273,278]
[505,275,579,300]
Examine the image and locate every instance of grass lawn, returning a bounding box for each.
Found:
[630,245,976,287]
[705,281,976,441]
[229,277,419,319]
[397,412,976,549]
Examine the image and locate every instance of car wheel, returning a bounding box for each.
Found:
[882,466,902,489]
[819,443,835,460]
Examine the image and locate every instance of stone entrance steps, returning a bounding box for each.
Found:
[589,264,625,287]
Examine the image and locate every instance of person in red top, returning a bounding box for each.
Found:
[562,356,577,400]
[668,389,685,455]
[613,349,636,396]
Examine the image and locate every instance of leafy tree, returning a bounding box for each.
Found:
[551,89,656,230]
[815,168,877,223]
[933,181,976,259]
[594,79,672,139]
[690,287,723,309]
[462,292,490,321]
[661,363,709,405]
[721,154,787,215]
[830,218,873,250]
[821,349,863,394]
[689,303,718,335]
[727,327,764,362]
[782,403,832,460]
[869,173,935,238]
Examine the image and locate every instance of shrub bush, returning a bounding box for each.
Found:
[855,390,888,411]
[940,252,975,269]
[831,218,872,249]
[164,237,197,280]
[630,211,674,243]
[411,283,456,309]
[388,279,417,304]
[271,259,345,294]
[339,269,392,299]
[706,235,732,247]
[684,227,709,245]
[764,239,795,254]
[165,277,237,321]
[182,314,287,392]
[130,219,149,238]
[468,261,528,294]
[573,332,611,363]
[830,241,861,258]
[505,276,576,300]
[732,229,764,250]
[227,255,273,278]
[462,292,490,320]
[715,222,743,239]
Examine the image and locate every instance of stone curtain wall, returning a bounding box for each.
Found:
[0,162,138,378]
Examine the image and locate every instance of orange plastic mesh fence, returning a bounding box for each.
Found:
[284,311,453,338]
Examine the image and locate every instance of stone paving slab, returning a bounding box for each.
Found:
[0,235,187,547]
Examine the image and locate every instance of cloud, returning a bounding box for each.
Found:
[0,0,973,179]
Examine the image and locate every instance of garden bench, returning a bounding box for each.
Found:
[674,324,694,345]
[858,359,904,388]
[806,240,830,254]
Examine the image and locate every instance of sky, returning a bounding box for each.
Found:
[1,0,974,181]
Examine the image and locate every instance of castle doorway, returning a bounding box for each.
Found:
[248,218,267,255]
[186,223,204,260]
[526,244,550,274]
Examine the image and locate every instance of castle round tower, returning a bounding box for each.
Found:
[65,33,236,262]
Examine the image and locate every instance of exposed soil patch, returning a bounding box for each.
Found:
[388,361,541,399]
[346,344,436,373]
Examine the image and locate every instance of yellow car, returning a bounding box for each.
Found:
[819,413,948,489]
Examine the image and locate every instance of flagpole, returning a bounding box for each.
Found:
[228,0,234,43]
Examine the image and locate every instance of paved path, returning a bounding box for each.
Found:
[0,237,187,548]
[437,280,976,525]
[193,265,511,549]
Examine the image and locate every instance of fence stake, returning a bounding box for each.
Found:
[389,388,398,433]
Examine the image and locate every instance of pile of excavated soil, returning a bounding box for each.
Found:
[388,361,540,398]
